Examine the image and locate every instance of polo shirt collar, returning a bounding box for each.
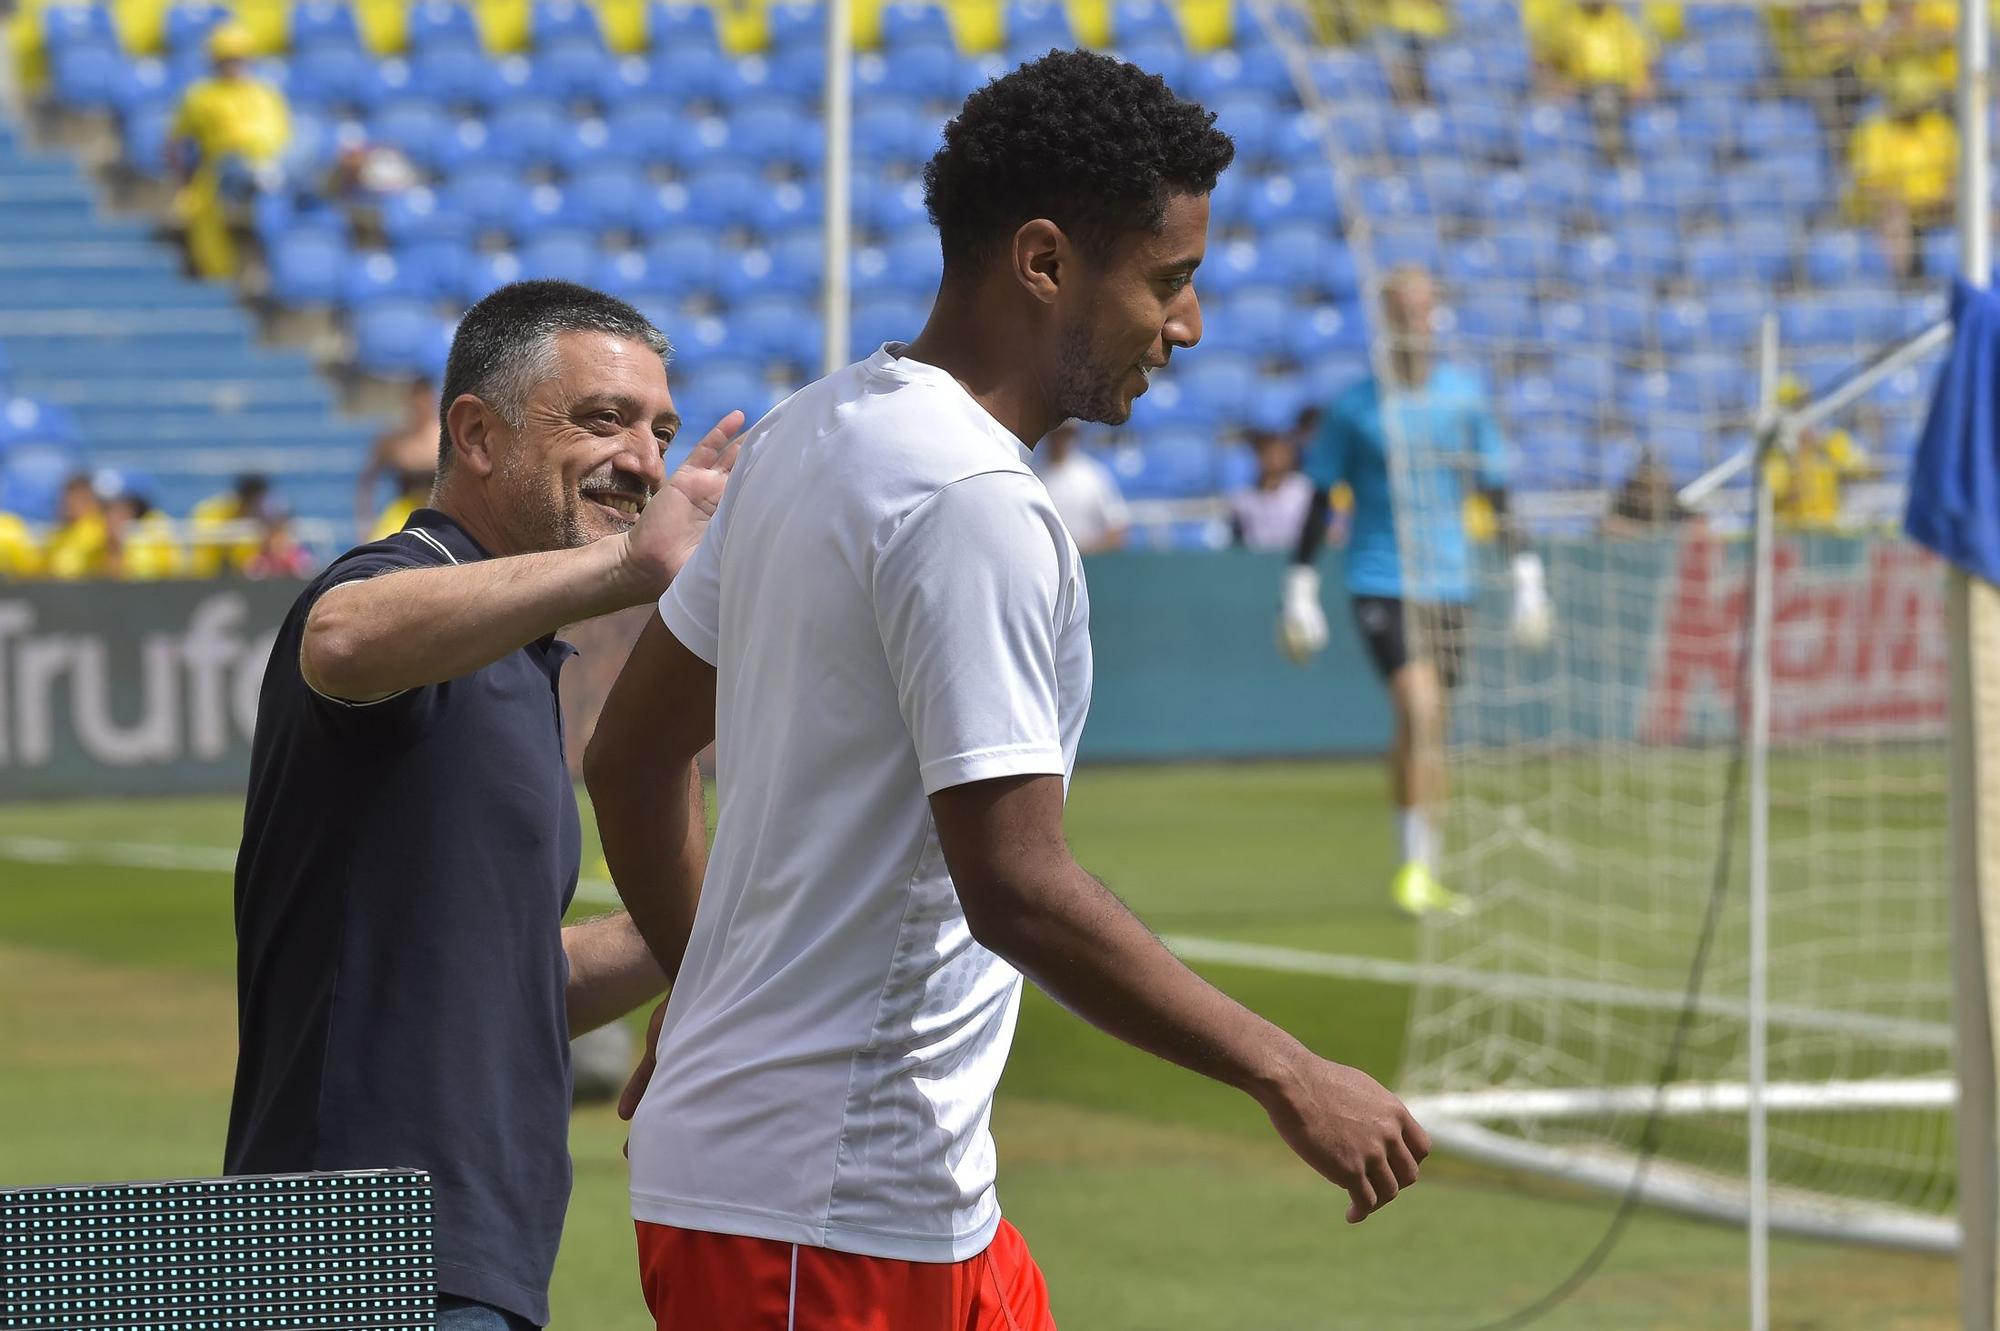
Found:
[401,508,491,565]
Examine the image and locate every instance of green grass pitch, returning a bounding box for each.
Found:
[0,763,1956,1328]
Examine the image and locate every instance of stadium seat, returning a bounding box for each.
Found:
[730,98,822,169]
[874,39,960,100]
[1120,427,1221,499]
[763,0,820,48]
[51,45,131,110]
[1207,289,1289,358]
[647,0,720,52]
[340,248,432,307]
[880,0,953,46]
[381,187,473,244]
[853,96,927,164]
[487,98,568,168]
[43,3,118,52]
[163,0,232,51]
[1285,300,1368,361]
[748,175,823,236]
[1187,45,1290,102]
[1243,169,1337,229]
[352,298,442,375]
[0,444,82,524]
[396,236,472,296]
[268,227,351,306]
[370,99,452,170]
[406,0,481,52]
[733,293,823,364]
[1303,47,1387,102]
[535,42,610,101]
[567,160,650,233]
[765,226,826,291]
[1738,98,1817,161]
[293,0,365,51]
[1112,0,1180,45]
[1209,91,1276,164]
[1003,0,1073,51]
[0,397,84,451]
[649,41,721,99]
[1514,100,1591,160]
[854,169,930,236]
[291,44,387,109]
[642,228,722,292]
[519,230,598,283]
[532,0,602,47]
[446,163,528,235]
[460,248,526,300]
[1452,290,1537,344]
[1199,236,1270,297]
[1805,228,1891,287]
[850,293,929,356]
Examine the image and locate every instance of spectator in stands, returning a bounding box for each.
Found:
[191,472,275,576]
[1766,376,1875,529]
[43,472,109,579]
[1229,429,1315,551]
[1601,447,1692,535]
[1373,0,1449,103]
[1776,2,1873,143]
[169,23,292,279]
[359,379,439,538]
[1537,0,1653,158]
[1850,80,1958,281]
[101,480,187,579]
[1033,422,1129,553]
[246,502,316,578]
[0,507,43,579]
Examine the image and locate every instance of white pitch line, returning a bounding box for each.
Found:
[0,836,1953,1047]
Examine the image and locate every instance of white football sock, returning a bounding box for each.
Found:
[1396,807,1434,871]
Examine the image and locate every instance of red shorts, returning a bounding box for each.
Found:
[635,1218,1056,1331]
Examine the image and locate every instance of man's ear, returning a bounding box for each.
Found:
[1010,218,1069,306]
[444,395,503,479]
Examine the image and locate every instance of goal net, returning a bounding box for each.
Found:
[1249,0,1957,1244]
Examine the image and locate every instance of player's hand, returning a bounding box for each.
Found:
[617,410,745,599]
[1279,565,1330,664]
[618,997,670,1158]
[1259,1054,1428,1223]
[1509,552,1554,650]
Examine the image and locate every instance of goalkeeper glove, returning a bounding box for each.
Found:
[1279,565,1330,664]
[1509,552,1553,650]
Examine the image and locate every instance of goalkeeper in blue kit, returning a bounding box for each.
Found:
[1279,267,1551,917]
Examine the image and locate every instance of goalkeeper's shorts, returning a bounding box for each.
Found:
[1352,595,1468,689]
[636,1217,1055,1331]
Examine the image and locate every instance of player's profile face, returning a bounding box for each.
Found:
[492,329,679,552]
[1052,191,1210,427]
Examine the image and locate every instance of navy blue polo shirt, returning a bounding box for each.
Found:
[226,509,581,1327]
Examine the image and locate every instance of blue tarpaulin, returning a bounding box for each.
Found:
[1907,278,2000,584]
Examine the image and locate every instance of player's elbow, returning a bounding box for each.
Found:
[300,599,380,700]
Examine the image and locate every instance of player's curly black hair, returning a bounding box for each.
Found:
[923,49,1236,284]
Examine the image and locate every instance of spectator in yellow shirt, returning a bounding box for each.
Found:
[1766,378,1876,529]
[0,509,45,578]
[169,24,291,277]
[44,473,110,579]
[1850,87,1957,279]
[190,473,273,576]
[1538,0,1653,158]
[104,487,187,579]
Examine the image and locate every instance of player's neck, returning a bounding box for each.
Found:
[902,299,1063,447]
[1389,351,1431,389]
[427,484,508,558]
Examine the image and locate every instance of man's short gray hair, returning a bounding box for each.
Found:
[435,280,671,473]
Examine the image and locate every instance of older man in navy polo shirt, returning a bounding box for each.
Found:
[226,281,741,1331]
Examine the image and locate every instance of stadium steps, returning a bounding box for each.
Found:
[0,118,386,531]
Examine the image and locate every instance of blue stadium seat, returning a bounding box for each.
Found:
[1487,218,1560,278]
[536,43,610,102]
[43,3,116,51]
[1200,236,1271,297]
[487,98,568,168]
[0,397,84,451]
[515,181,585,237]
[51,45,130,110]
[1113,0,1181,45]
[1441,236,1502,289]
[1679,353,1753,413]
[291,44,386,110]
[1416,158,1479,217]
[292,0,363,51]
[1208,289,1289,358]
[642,228,722,292]
[546,114,625,171]
[0,444,81,523]
[748,175,823,236]
[568,160,649,233]
[1176,351,1256,419]
[672,161,757,228]
[602,98,681,167]
[874,40,960,101]
[850,293,929,357]
[370,100,451,171]
[769,42,828,98]
[382,186,473,244]
[650,42,721,100]
[1187,45,1291,102]
[1922,228,1959,278]
[1738,98,1817,160]
[520,231,599,283]
[1514,100,1592,158]
[397,237,471,296]
[1120,36,1184,89]
[1121,427,1221,499]
[1451,290,1537,343]
[460,249,526,301]
[763,0,820,48]
[648,0,720,52]
[733,293,823,364]
[533,0,603,48]
[657,111,732,171]
[1210,91,1276,163]
[1243,169,1337,228]
[447,163,528,236]
[163,0,232,51]
[353,298,442,376]
[1004,0,1074,52]
[731,98,822,169]
[871,225,942,293]
[714,244,780,300]
[1285,300,1368,361]
[121,100,177,176]
[1260,218,1329,288]
[1303,47,1388,102]
[406,0,481,52]
[268,227,350,306]
[854,169,929,236]
[679,359,773,427]
[595,247,660,300]
[340,248,434,307]
[880,0,953,46]
[853,96,926,164]
[1354,173,1426,221]
[1805,228,1891,287]
[766,226,825,291]
[403,45,490,108]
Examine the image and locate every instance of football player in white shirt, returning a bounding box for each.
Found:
[585,51,1430,1331]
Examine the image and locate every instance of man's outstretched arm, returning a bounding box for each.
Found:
[930,772,1430,1224]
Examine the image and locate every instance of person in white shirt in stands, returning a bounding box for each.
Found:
[1229,427,1315,551]
[1033,421,1129,551]
[584,51,1429,1331]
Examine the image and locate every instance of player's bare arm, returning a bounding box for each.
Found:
[929,771,1430,1223]
[583,617,716,991]
[562,911,666,1036]
[301,412,742,703]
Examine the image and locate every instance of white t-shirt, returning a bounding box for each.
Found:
[1230,472,1314,552]
[1034,450,1129,548]
[634,344,1095,1262]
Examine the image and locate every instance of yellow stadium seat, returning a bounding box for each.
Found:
[473,0,531,52]
[1175,0,1230,50]
[232,0,290,54]
[355,0,409,54]
[596,0,647,51]
[716,0,766,53]
[944,0,1001,52]
[1064,0,1109,45]
[112,0,169,53]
